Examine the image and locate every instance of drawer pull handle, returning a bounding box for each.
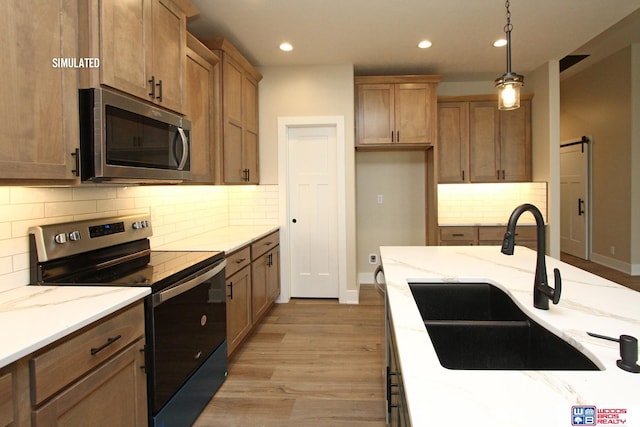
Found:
[452,233,465,237]
[235,258,246,264]
[90,335,122,356]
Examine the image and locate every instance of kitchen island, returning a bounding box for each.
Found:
[381,245,640,426]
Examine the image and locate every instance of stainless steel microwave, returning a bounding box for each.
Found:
[79,88,191,183]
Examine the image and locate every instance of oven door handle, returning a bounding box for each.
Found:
[153,260,226,307]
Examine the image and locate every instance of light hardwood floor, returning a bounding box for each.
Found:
[194,285,387,427]
[561,252,640,293]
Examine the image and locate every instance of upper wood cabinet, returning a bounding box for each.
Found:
[0,0,80,182]
[438,95,532,183]
[185,34,220,183]
[355,76,440,150]
[206,38,262,184]
[81,0,198,114]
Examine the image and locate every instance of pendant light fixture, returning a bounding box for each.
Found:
[495,0,524,110]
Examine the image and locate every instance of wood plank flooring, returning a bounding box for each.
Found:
[194,285,387,427]
[560,252,640,292]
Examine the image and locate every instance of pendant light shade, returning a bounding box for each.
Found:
[495,0,524,110]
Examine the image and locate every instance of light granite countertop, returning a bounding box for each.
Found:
[0,286,149,368]
[380,245,640,427]
[155,225,279,253]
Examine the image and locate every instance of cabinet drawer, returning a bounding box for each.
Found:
[30,302,144,405]
[439,227,477,241]
[226,246,251,278]
[251,231,279,260]
[478,226,536,242]
[0,372,13,426]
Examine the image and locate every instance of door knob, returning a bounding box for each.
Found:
[292,218,297,223]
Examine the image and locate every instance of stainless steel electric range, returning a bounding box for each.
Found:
[29,214,227,427]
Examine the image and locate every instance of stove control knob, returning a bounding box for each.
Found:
[69,231,81,241]
[133,221,142,229]
[54,233,68,244]
[142,220,150,228]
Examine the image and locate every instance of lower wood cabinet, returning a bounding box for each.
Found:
[439,225,537,249]
[0,301,147,427]
[226,230,280,358]
[386,296,409,426]
[31,338,147,426]
[226,247,252,357]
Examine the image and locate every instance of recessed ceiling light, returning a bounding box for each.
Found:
[418,40,432,49]
[493,38,507,47]
[279,42,293,52]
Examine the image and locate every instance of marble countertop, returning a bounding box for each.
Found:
[380,245,640,427]
[155,225,279,253]
[0,286,149,367]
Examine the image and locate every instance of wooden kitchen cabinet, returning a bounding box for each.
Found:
[206,38,262,184]
[0,0,80,182]
[251,232,280,323]
[386,295,409,426]
[30,302,147,426]
[225,231,280,358]
[439,225,536,249]
[438,102,470,183]
[225,247,252,357]
[355,76,441,149]
[81,0,197,113]
[437,95,532,183]
[185,33,220,183]
[0,359,29,427]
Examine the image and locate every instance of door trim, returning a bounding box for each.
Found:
[560,135,592,259]
[278,116,350,303]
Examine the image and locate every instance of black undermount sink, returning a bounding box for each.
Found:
[409,282,599,371]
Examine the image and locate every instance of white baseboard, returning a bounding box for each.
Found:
[340,287,360,304]
[590,252,633,275]
[358,272,375,285]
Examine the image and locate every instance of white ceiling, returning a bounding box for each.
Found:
[187,0,640,82]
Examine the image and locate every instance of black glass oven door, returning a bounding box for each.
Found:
[148,260,226,414]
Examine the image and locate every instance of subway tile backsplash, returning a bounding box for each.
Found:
[0,185,279,291]
[438,182,548,225]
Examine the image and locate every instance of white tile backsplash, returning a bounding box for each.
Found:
[438,182,548,225]
[0,184,279,291]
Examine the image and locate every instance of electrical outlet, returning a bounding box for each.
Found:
[369,253,378,264]
[377,194,383,204]
[610,246,616,255]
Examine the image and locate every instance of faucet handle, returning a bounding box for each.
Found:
[552,268,562,304]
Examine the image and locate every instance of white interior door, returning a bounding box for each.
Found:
[288,125,339,298]
[560,140,590,259]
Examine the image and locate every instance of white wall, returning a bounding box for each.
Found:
[528,61,561,257]
[561,46,638,273]
[258,64,358,294]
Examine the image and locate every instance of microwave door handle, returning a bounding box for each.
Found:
[176,127,189,171]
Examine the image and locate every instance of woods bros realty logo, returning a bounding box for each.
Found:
[51,57,100,68]
[572,406,630,425]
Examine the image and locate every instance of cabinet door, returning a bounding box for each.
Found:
[356,84,394,145]
[0,0,79,180]
[500,99,531,181]
[100,0,153,102]
[186,46,215,183]
[395,83,436,144]
[151,0,185,112]
[226,266,252,357]
[243,74,260,183]
[32,340,147,427]
[267,247,280,301]
[469,101,501,182]
[438,102,469,182]
[251,254,270,323]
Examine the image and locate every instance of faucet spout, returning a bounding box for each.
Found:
[501,203,561,310]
